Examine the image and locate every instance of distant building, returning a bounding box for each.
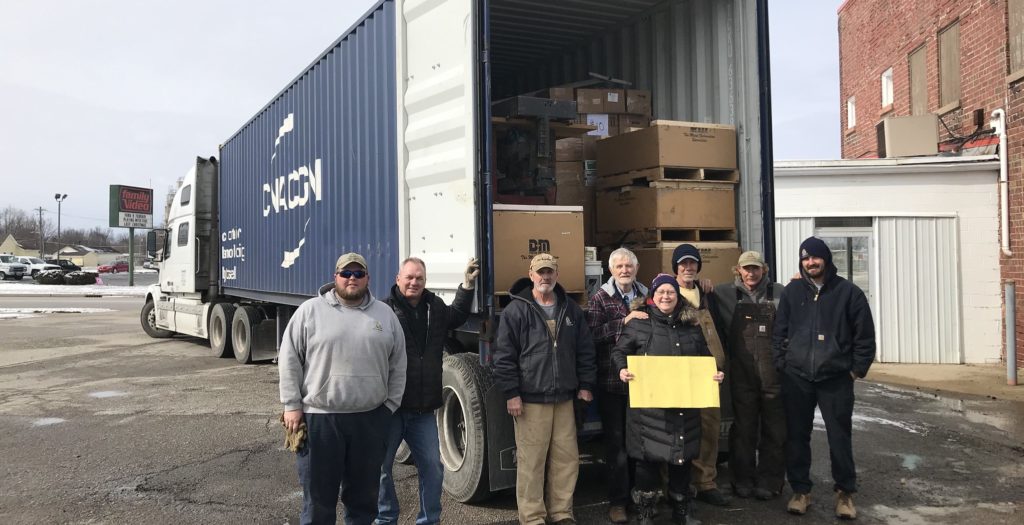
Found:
[56,245,125,268]
[0,234,43,257]
[839,0,1022,370]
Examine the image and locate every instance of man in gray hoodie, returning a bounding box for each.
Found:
[280,252,407,525]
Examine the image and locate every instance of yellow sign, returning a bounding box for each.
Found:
[626,355,720,408]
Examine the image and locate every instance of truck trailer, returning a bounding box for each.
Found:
[142,0,775,503]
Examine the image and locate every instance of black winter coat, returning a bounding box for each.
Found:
[611,303,710,465]
[771,261,876,382]
[493,278,597,404]
[386,284,473,411]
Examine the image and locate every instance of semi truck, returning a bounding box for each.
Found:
[141,0,775,503]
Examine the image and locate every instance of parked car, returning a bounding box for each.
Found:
[46,259,82,272]
[0,254,28,280]
[15,256,62,277]
[97,261,130,274]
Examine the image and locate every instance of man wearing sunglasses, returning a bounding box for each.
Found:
[280,252,408,525]
[375,256,479,525]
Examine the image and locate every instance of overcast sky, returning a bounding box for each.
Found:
[0,0,840,231]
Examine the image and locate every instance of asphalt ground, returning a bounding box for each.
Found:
[0,297,1020,524]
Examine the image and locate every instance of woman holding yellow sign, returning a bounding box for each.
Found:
[612,273,725,525]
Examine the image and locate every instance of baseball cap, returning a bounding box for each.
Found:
[529,253,558,272]
[737,250,766,268]
[335,252,368,271]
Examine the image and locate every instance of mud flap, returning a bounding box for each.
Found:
[485,384,517,491]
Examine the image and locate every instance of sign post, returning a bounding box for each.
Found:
[109,185,153,287]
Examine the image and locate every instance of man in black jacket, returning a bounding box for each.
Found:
[375,257,478,525]
[493,253,597,525]
[773,237,875,520]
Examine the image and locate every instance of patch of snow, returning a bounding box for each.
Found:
[0,308,115,314]
[0,313,38,320]
[0,282,147,296]
[89,390,128,398]
[33,418,67,427]
[854,414,923,434]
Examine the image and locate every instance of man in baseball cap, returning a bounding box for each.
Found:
[279,251,407,524]
[493,253,597,525]
[711,250,787,501]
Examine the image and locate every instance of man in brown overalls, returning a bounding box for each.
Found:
[671,243,731,508]
[713,251,787,500]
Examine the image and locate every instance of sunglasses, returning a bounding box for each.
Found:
[337,269,367,279]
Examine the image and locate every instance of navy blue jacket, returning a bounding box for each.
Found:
[771,262,876,382]
[493,278,597,404]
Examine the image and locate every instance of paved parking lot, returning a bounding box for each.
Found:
[0,297,1020,524]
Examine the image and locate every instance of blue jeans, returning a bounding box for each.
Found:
[375,410,444,525]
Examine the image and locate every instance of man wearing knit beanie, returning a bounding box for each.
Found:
[772,237,876,520]
[671,243,731,508]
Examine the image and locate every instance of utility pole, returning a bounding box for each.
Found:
[35,207,45,258]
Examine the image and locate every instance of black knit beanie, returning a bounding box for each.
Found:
[799,237,832,265]
[671,243,702,273]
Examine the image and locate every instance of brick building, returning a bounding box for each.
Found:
[838,0,1023,371]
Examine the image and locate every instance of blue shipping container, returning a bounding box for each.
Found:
[218,1,397,304]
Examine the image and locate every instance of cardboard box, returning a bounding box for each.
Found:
[595,184,735,232]
[634,242,741,289]
[547,86,575,102]
[493,205,585,293]
[584,114,620,137]
[620,114,650,132]
[596,120,738,176]
[576,89,606,113]
[626,89,652,116]
[576,88,626,113]
[604,88,626,113]
[556,138,584,162]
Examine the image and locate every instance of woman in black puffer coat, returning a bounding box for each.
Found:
[612,274,724,525]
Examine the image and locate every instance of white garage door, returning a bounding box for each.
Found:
[877,217,962,363]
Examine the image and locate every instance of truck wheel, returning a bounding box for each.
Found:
[438,353,492,503]
[231,305,259,364]
[395,440,414,465]
[0,271,6,280]
[208,303,236,358]
[140,300,173,339]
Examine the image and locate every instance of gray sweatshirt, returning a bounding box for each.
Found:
[279,284,407,414]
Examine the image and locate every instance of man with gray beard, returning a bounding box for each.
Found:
[280,252,407,525]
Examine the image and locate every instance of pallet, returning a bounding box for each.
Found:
[595,166,738,190]
[595,227,737,246]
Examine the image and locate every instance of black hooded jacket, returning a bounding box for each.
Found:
[610,301,708,464]
[771,254,876,382]
[492,278,597,404]
[386,284,473,411]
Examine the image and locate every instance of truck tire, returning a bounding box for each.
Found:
[0,271,7,280]
[208,303,235,358]
[140,300,173,339]
[395,440,414,465]
[231,305,259,364]
[438,353,492,503]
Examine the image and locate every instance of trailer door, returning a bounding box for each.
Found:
[396,0,480,300]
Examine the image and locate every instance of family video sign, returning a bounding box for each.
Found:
[109,185,154,228]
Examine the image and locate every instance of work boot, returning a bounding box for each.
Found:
[752,487,780,500]
[607,504,628,524]
[667,491,702,525]
[695,488,731,507]
[835,490,857,520]
[631,489,659,525]
[787,493,811,515]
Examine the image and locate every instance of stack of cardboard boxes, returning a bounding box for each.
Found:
[592,120,744,286]
[550,85,654,246]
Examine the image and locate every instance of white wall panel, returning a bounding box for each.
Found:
[877,217,962,363]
